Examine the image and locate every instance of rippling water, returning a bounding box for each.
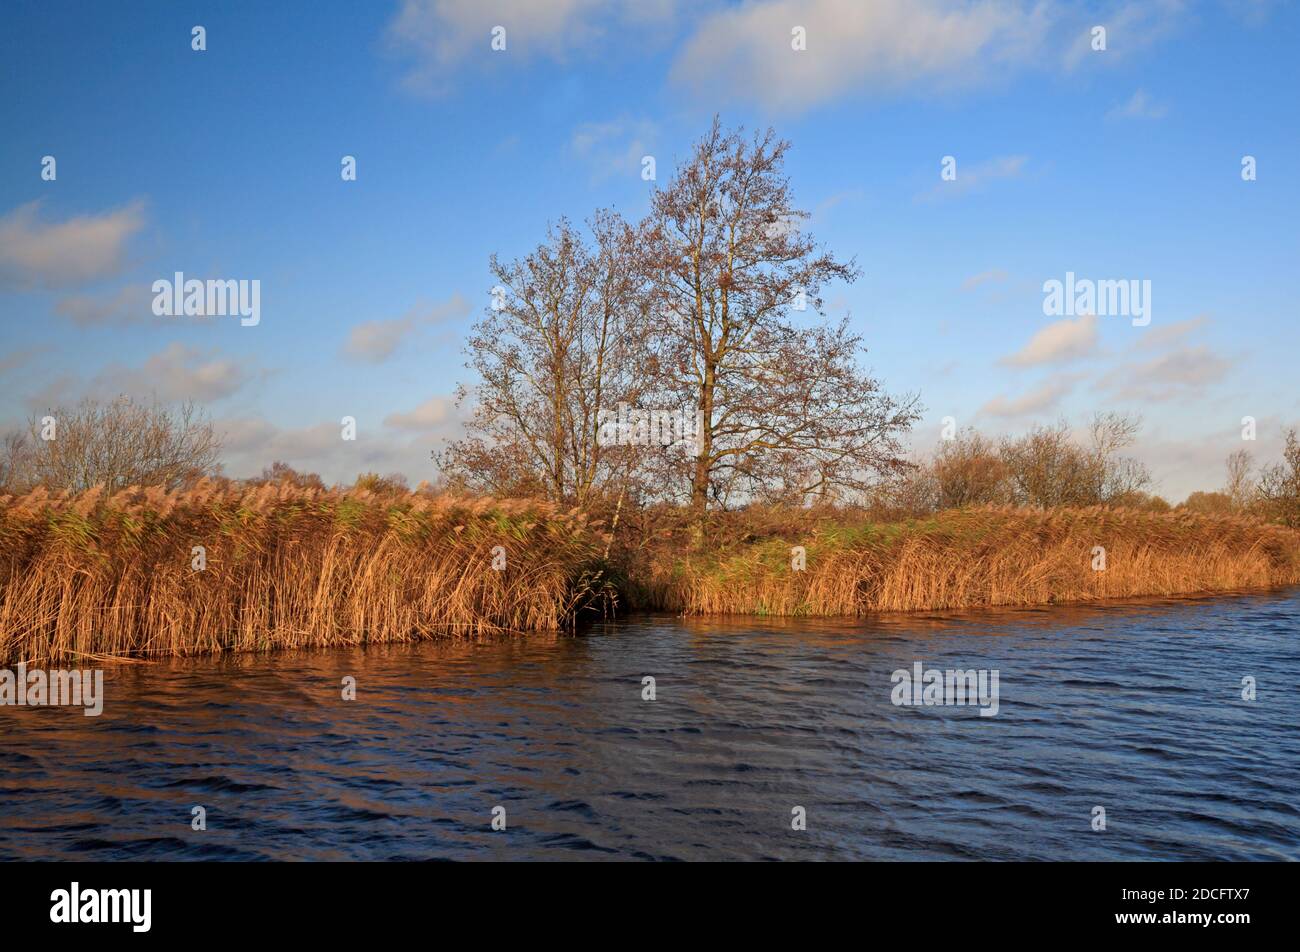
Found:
[2,590,1298,861]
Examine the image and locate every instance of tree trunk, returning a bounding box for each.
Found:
[691,369,714,522]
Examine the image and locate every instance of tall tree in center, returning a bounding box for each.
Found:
[644,118,919,514]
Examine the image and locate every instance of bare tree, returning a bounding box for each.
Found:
[0,431,34,492]
[1085,412,1151,502]
[249,461,326,490]
[1000,421,1091,507]
[932,429,1011,508]
[438,212,649,504]
[1181,490,1234,515]
[643,118,918,514]
[1000,413,1149,508]
[11,395,221,492]
[869,462,939,519]
[1224,448,1255,510]
[353,471,410,494]
[1258,428,1300,526]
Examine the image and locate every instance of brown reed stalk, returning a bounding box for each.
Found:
[649,506,1300,617]
[5,490,1298,663]
[0,482,611,664]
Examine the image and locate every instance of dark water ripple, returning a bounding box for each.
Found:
[1,589,1298,860]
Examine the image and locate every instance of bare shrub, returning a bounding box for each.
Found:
[8,396,221,493]
[1000,413,1150,508]
[1224,448,1256,510]
[248,461,326,491]
[932,429,1011,508]
[1258,428,1300,527]
[1181,491,1234,515]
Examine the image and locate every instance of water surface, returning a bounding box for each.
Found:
[2,590,1298,860]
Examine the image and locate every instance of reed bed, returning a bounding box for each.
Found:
[5,491,1299,663]
[647,506,1300,616]
[0,481,611,664]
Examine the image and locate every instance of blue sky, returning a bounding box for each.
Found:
[1,0,1297,499]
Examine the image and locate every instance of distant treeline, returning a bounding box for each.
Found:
[876,416,1300,528]
[2,393,1299,529]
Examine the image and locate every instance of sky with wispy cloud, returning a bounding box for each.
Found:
[1,0,1297,499]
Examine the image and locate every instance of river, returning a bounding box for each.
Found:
[2,590,1297,860]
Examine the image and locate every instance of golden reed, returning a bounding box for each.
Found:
[646,506,1300,616]
[0,481,609,664]
[4,490,1299,663]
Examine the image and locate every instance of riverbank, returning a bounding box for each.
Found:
[634,506,1300,615]
[3,484,1299,662]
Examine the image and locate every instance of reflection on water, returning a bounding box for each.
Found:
[2,591,1298,860]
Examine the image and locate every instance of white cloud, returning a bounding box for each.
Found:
[386,0,671,93]
[1223,0,1285,26]
[1098,344,1234,402]
[344,315,421,363]
[91,343,254,403]
[384,396,455,431]
[919,155,1028,202]
[54,284,158,326]
[812,188,865,221]
[1135,314,1208,350]
[960,268,1009,291]
[385,0,1194,110]
[571,118,659,181]
[0,347,45,376]
[0,200,145,290]
[216,414,457,485]
[979,376,1078,418]
[1001,313,1099,367]
[1130,417,1292,503]
[1062,0,1187,70]
[670,0,1053,113]
[1107,88,1167,120]
[1093,316,1233,402]
[342,294,470,363]
[219,418,341,461]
